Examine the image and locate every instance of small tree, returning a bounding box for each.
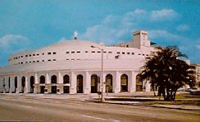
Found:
[140,46,195,101]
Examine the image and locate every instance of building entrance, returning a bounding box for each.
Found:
[51,86,57,94]
[40,86,45,93]
[64,86,69,93]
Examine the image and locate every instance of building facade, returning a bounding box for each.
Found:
[0,30,155,94]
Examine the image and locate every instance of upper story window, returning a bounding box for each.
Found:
[85,51,88,53]
[21,56,23,58]
[42,60,44,62]
[29,61,31,63]
[71,51,75,53]
[132,52,135,55]
[42,53,44,55]
[48,59,51,61]
[108,51,112,54]
[117,52,120,54]
[33,54,35,56]
[25,55,28,57]
[53,59,56,61]
[103,51,106,53]
[138,54,141,55]
[53,52,56,54]
[122,52,125,54]
[33,61,35,63]
[97,51,101,53]
[66,51,69,54]
[48,52,51,55]
[127,52,130,55]
[29,54,31,57]
[37,54,39,56]
[92,51,95,53]
[37,60,39,62]
[77,51,80,53]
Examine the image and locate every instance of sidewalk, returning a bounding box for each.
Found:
[1,92,200,111]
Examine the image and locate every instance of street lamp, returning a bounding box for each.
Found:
[91,45,105,102]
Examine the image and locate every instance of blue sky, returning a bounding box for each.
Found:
[0,0,199,66]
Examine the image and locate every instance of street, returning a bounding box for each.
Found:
[0,95,199,122]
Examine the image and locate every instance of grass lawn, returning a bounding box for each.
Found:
[142,93,200,106]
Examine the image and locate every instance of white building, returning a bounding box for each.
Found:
[0,30,156,94]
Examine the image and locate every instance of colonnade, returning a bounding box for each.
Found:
[0,71,151,94]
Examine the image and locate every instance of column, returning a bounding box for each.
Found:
[34,73,39,94]
[70,72,76,94]
[129,71,137,92]
[84,71,90,94]
[17,76,21,93]
[25,76,29,93]
[145,81,151,92]
[114,71,120,93]
[0,78,2,93]
[9,76,14,93]
[5,76,9,93]
[45,73,51,93]
[58,72,63,94]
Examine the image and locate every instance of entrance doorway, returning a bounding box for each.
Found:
[64,86,69,93]
[77,75,83,93]
[51,86,57,94]
[40,86,45,93]
[106,74,113,93]
[91,74,98,93]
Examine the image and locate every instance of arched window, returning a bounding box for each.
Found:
[106,74,113,93]
[51,75,57,84]
[30,76,35,93]
[63,75,70,84]
[121,74,128,92]
[8,77,10,89]
[77,75,83,93]
[40,75,45,84]
[15,77,17,88]
[136,74,143,91]
[91,74,98,93]
[21,76,25,93]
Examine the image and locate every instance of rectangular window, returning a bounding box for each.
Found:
[29,61,31,63]
[142,54,145,56]
[91,51,95,53]
[85,51,88,53]
[37,60,39,62]
[25,55,28,57]
[21,56,23,58]
[26,61,28,64]
[108,51,112,54]
[48,59,51,61]
[66,59,69,60]
[53,52,56,54]
[71,59,75,60]
[21,62,23,64]
[66,51,69,54]
[53,59,56,61]
[29,54,31,57]
[103,51,106,53]
[33,61,35,63]
[97,51,101,53]
[33,54,35,56]
[42,60,44,62]
[48,52,51,55]
[42,53,44,55]
[127,52,130,54]
[71,51,75,53]
[122,52,125,54]
[132,52,135,55]
[37,54,39,56]
[138,54,141,55]
[117,52,120,54]
[77,51,80,53]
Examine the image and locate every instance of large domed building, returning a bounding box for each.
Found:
[0,30,156,94]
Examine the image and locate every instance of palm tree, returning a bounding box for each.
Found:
[140,46,195,101]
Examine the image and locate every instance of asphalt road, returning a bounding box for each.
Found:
[0,95,199,122]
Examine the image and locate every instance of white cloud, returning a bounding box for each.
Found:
[148,30,183,40]
[134,9,147,14]
[176,24,190,31]
[150,9,179,21]
[0,34,30,53]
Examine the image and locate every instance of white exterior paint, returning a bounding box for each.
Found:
[0,30,155,94]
